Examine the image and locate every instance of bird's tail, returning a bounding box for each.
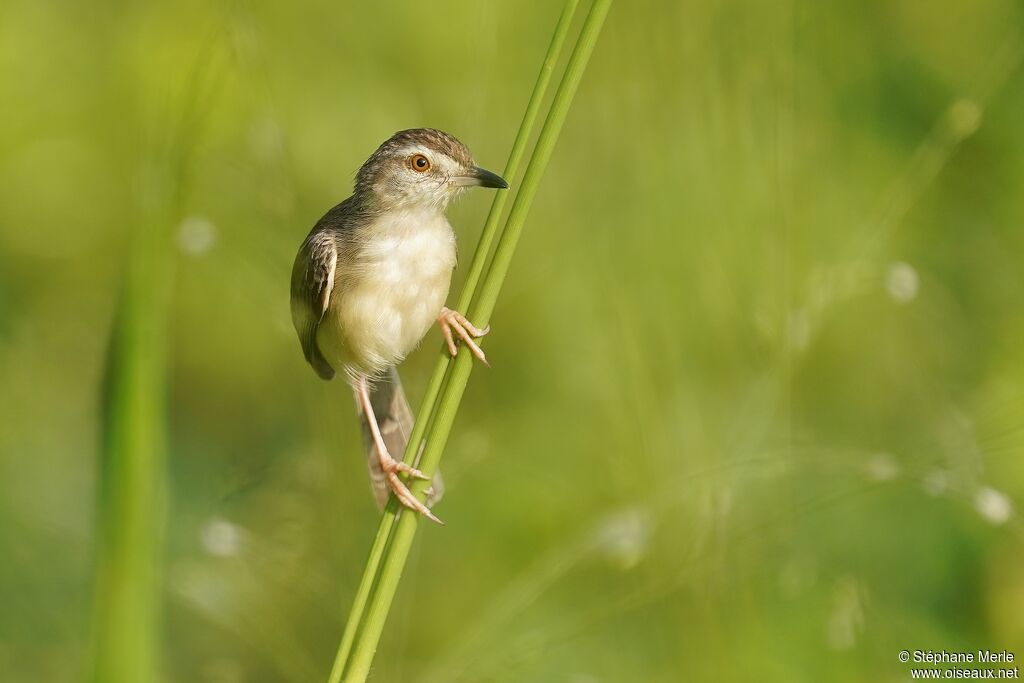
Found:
[359,367,444,510]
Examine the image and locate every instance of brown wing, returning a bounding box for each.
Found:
[290,230,337,380]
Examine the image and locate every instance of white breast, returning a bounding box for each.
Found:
[322,207,457,376]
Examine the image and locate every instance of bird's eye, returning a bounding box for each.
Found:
[410,154,431,173]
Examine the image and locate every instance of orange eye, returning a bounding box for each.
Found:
[410,154,431,172]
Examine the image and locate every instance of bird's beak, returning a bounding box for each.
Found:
[452,166,509,189]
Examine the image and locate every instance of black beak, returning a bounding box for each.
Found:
[455,166,508,189]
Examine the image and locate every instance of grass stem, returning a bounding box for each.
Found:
[334,1,611,681]
[326,3,580,680]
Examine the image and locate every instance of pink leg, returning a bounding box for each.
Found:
[437,307,491,366]
[356,376,443,525]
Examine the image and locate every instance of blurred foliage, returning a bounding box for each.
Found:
[2,1,1024,682]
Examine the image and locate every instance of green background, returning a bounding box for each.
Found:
[2,1,1023,681]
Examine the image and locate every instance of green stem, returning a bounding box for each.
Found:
[90,219,172,683]
[326,3,580,681]
[467,0,612,328]
[452,1,582,318]
[89,44,224,683]
[340,1,612,681]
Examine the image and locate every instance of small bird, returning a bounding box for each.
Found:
[290,128,508,523]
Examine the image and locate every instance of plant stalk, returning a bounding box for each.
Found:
[326,2,581,680]
[338,1,612,681]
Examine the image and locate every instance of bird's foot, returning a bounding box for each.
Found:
[380,453,444,525]
[437,307,490,366]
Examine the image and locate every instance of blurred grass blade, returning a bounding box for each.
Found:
[89,47,224,683]
[326,2,581,680]
[90,220,172,683]
[339,1,613,682]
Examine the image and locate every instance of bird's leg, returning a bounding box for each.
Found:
[356,376,443,524]
[437,307,491,366]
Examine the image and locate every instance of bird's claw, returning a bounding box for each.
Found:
[381,455,444,525]
[438,307,490,366]
[391,460,430,481]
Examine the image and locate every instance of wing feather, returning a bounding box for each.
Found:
[290,230,337,379]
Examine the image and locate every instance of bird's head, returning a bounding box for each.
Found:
[354,128,508,209]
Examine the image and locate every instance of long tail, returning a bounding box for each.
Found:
[359,367,444,509]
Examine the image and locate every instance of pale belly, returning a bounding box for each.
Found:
[318,213,457,377]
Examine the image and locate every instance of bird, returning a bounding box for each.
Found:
[290,128,508,524]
